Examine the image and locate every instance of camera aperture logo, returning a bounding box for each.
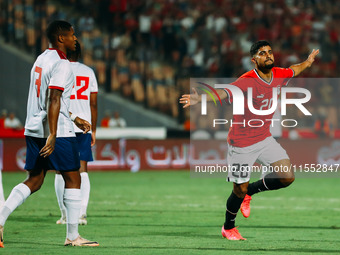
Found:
[196,82,224,109]
[197,82,312,128]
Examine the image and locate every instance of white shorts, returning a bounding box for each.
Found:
[227,136,289,184]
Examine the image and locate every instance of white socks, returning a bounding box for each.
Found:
[0,182,82,241]
[64,188,81,241]
[55,175,84,240]
[80,172,90,216]
[0,183,31,226]
[54,174,67,219]
[55,173,91,219]
[0,171,5,207]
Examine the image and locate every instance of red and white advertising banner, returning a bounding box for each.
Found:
[0,138,339,172]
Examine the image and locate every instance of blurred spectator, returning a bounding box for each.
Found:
[109,111,127,128]
[4,112,22,130]
[78,12,94,33]
[3,0,340,128]
[101,111,111,128]
[183,119,196,131]
[288,128,300,140]
[0,109,8,129]
[314,114,330,138]
[0,110,7,119]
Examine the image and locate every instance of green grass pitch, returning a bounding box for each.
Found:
[0,171,339,254]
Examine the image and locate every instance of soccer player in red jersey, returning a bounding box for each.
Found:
[180,41,319,240]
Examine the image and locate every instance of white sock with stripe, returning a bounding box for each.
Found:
[0,183,31,226]
[64,188,81,241]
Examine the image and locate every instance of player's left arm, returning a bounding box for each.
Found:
[40,89,61,158]
[90,92,97,146]
[70,113,91,134]
[90,69,98,146]
[289,49,319,77]
[69,110,91,133]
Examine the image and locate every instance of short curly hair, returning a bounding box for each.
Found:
[250,40,271,56]
[46,20,72,44]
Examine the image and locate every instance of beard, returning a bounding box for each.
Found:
[258,61,274,72]
[265,63,274,69]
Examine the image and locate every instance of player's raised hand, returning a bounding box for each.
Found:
[179,88,200,108]
[40,134,56,158]
[307,49,319,67]
[74,117,91,133]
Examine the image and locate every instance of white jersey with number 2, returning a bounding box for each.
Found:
[24,48,75,138]
[69,62,98,133]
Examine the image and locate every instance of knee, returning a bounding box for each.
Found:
[24,175,45,194]
[29,181,44,193]
[280,176,295,187]
[63,175,79,187]
[233,184,248,198]
[62,172,81,189]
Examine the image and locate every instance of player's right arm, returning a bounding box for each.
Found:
[179,88,228,108]
[90,69,98,146]
[289,49,319,77]
[90,92,97,146]
[40,89,62,158]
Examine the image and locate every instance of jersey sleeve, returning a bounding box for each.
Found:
[49,60,73,91]
[89,69,98,93]
[70,82,76,100]
[223,77,248,104]
[275,67,294,86]
[223,88,232,104]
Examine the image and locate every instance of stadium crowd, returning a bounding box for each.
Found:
[1,0,340,133]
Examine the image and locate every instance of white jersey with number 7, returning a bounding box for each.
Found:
[69,62,98,133]
[24,48,75,138]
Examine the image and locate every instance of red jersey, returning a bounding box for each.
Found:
[225,67,294,147]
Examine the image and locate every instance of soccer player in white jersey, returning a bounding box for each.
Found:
[180,40,319,240]
[0,20,99,248]
[0,143,4,209]
[55,41,98,226]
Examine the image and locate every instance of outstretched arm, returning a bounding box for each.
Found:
[290,49,319,77]
[179,88,228,108]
